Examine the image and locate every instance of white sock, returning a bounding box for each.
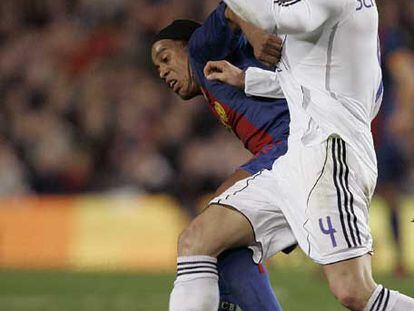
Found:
[169,256,219,311]
[364,284,414,311]
[389,291,414,310]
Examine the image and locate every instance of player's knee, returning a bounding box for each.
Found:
[325,255,376,310]
[177,219,210,256]
[329,280,368,311]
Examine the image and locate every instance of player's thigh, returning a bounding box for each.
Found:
[270,136,375,264]
[304,137,375,263]
[210,170,297,263]
[179,203,255,257]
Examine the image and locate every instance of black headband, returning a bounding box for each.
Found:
[152,19,201,44]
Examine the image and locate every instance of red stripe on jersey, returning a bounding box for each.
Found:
[258,263,266,274]
[202,88,274,154]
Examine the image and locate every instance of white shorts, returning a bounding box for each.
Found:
[210,134,375,265]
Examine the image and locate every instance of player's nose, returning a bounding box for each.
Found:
[159,67,169,79]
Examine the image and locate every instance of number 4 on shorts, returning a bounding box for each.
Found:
[319,216,337,248]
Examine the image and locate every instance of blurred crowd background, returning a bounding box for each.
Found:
[0,0,413,217]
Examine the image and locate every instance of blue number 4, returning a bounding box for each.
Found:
[319,216,337,248]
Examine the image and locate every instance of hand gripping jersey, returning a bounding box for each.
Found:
[188,3,290,174]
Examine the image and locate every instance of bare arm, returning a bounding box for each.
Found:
[204,61,284,99]
[225,7,283,67]
[204,60,246,90]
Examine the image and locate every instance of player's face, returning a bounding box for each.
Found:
[152,39,200,100]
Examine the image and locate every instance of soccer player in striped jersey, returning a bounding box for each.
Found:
[200,0,414,310]
[151,3,296,311]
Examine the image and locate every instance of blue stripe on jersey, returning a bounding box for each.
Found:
[375,81,384,103]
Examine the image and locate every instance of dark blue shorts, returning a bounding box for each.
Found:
[240,140,288,175]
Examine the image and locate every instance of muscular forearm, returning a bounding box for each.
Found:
[225,7,262,38]
[204,62,284,98]
[224,0,275,33]
[226,6,283,67]
[224,6,240,30]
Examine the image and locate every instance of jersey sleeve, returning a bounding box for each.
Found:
[223,0,345,35]
[245,67,284,99]
[189,2,241,63]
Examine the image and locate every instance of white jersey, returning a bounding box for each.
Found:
[225,0,382,174]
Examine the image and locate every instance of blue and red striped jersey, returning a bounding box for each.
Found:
[188,3,290,156]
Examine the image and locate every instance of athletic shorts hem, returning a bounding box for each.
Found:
[313,247,374,265]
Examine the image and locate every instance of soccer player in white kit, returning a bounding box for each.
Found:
[197,0,414,310]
